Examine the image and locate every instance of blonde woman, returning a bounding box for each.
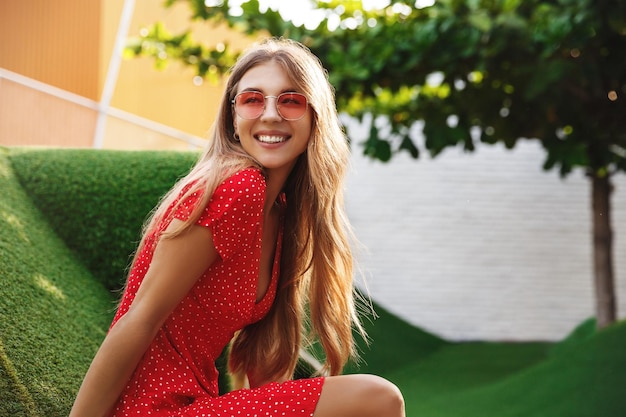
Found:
[70,38,405,417]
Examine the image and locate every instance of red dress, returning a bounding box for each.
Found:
[109,168,324,416]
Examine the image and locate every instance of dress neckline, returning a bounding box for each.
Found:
[253,200,284,309]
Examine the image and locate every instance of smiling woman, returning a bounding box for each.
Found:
[233,60,312,182]
[70,38,405,417]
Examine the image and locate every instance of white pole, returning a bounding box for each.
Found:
[93,0,136,148]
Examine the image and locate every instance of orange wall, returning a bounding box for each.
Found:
[111,0,256,138]
[0,77,97,148]
[0,0,102,100]
[0,0,257,149]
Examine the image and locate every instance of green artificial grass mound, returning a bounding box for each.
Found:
[548,316,596,358]
[387,317,626,417]
[437,320,625,417]
[346,300,447,375]
[8,148,199,291]
[0,148,115,416]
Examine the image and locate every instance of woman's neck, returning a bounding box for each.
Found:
[262,154,301,213]
[263,168,290,214]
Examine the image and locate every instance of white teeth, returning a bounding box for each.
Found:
[257,135,286,143]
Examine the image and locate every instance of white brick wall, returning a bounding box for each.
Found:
[344,118,626,341]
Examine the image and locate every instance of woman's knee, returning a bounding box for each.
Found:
[359,375,405,415]
[316,374,405,417]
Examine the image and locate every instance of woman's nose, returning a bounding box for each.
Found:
[259,96,282,121]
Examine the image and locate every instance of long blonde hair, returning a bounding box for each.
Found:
[137,38,364,387]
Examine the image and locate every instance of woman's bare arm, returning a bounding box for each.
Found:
[70,220,218,417]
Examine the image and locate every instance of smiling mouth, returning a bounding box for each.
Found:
[256,135,289,144]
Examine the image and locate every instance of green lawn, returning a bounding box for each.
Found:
[389,319,626,417]
[1,146,624,416]
[0,148,114,415]
[350,299,626,417]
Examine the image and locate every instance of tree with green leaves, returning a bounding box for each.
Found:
[127,0,626,329]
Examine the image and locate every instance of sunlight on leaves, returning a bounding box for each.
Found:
[467,71,484,84]
[421,83,451,99]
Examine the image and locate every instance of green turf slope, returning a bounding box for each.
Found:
[390,318,626,417]
[0,148,115,416]
[346,300,448,376]
[7,148,198,291]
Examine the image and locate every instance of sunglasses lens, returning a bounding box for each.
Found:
[234,92,308,120]
[276,93,307,120]
[234,91,265,119]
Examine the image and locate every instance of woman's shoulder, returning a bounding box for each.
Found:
[227,166,266,183]
[169,167,265,220]
[209,167,267,208]
[217,166,266,194]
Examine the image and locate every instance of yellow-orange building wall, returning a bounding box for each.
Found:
[0,0,103,100]
[111,0,255,140]
[0,0,257,149]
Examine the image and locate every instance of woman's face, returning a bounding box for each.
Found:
[233,60,312,179]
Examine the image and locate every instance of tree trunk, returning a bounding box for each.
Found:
[591,172,616,329]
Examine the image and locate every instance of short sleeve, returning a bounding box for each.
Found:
[173,168,266,260]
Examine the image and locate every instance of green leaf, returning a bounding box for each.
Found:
[468,10,492,32]
[399,135,420,158]
[363,123,392,162]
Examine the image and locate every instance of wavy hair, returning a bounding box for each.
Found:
[135,38,364,388]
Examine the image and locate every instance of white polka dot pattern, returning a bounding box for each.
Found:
[108,168,324,416]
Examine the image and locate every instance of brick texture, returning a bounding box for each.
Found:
[345,119,626,341]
